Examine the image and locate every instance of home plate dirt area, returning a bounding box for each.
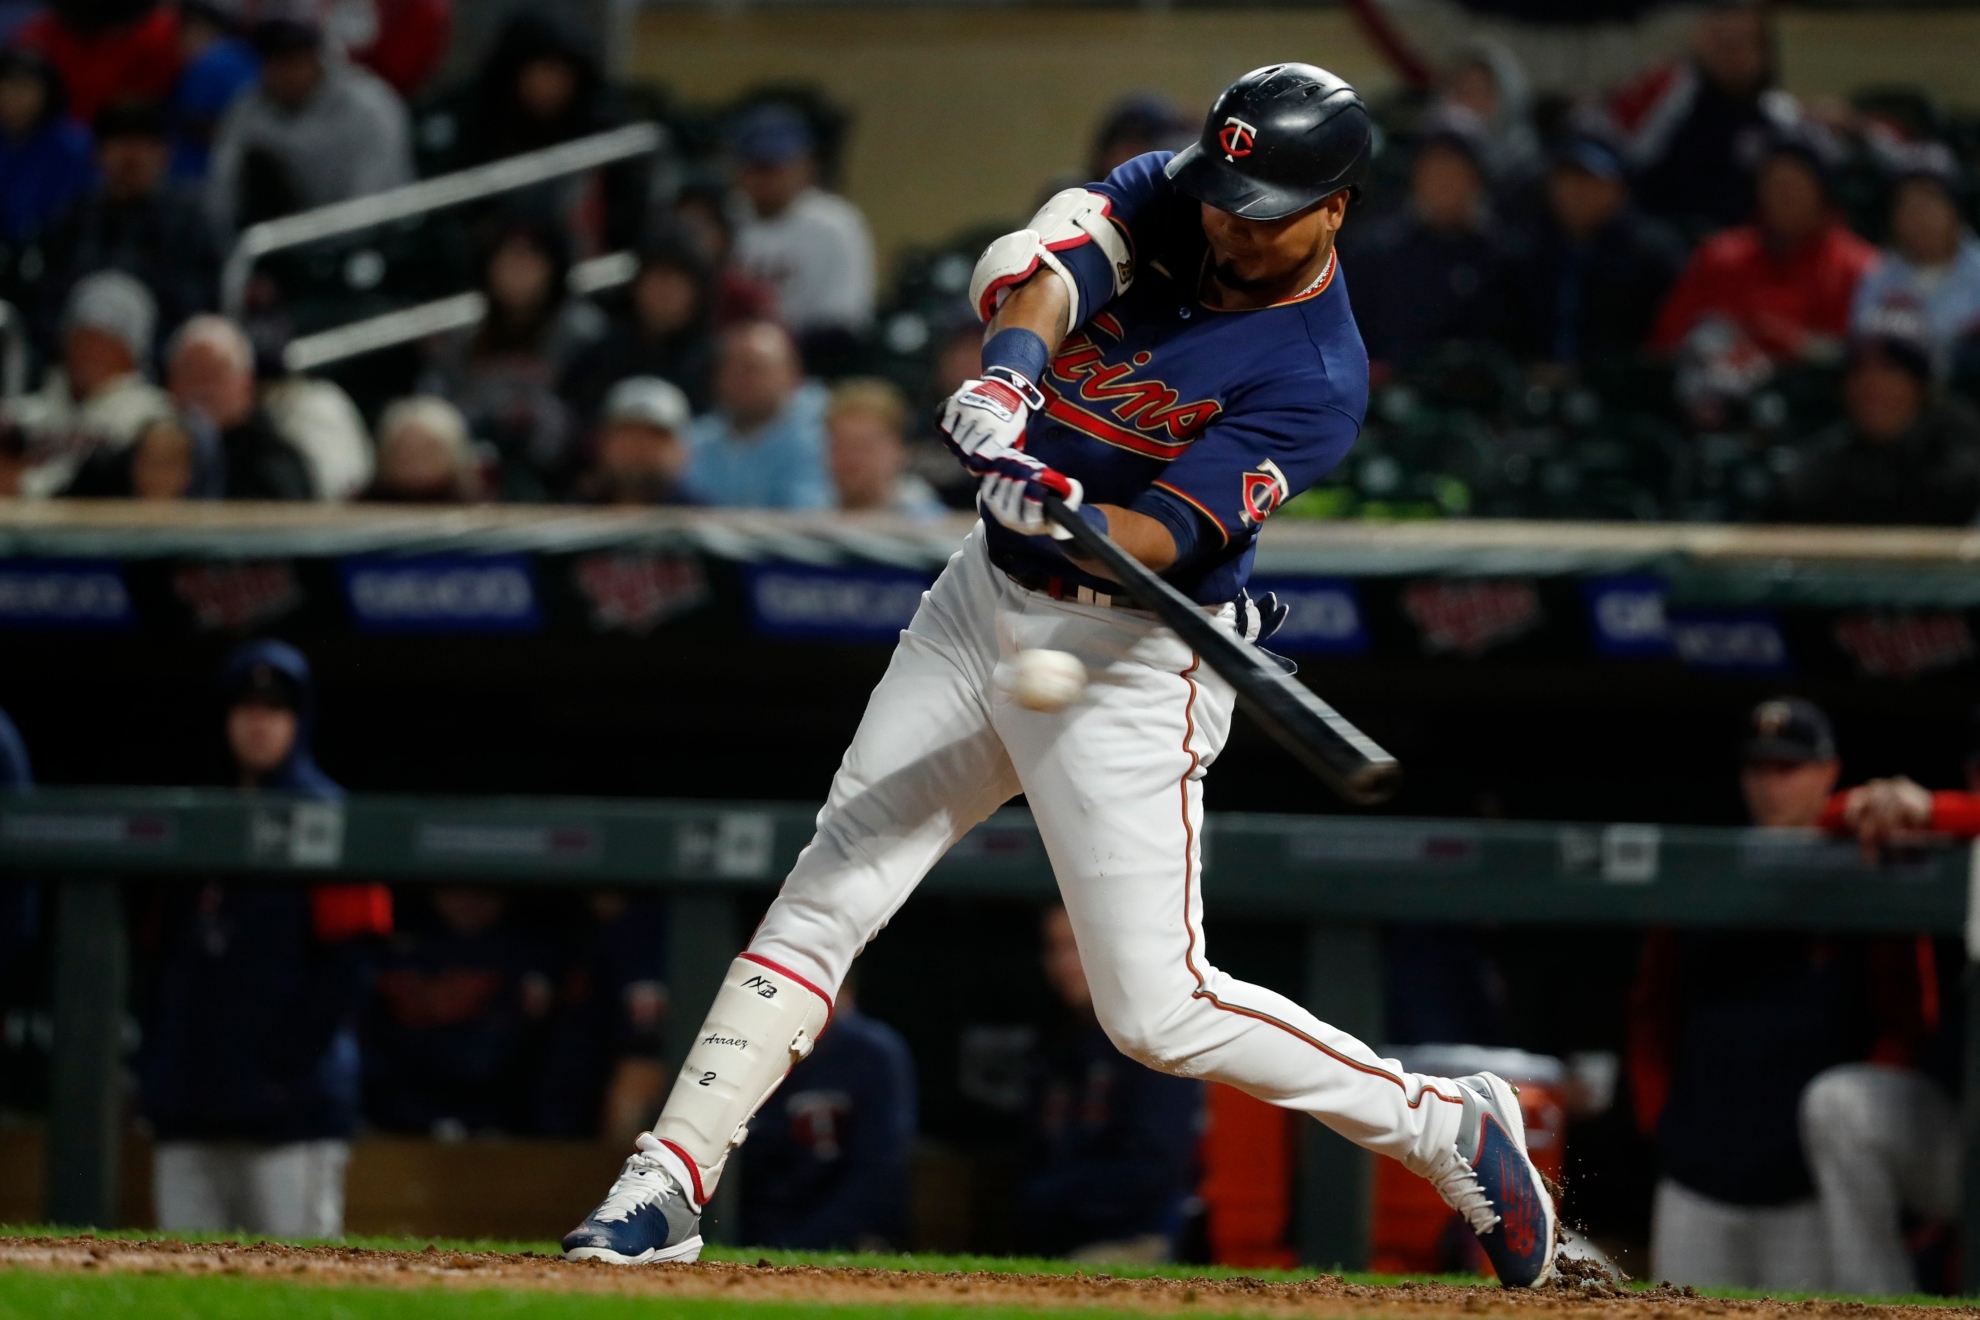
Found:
[0,1236,1971,1319]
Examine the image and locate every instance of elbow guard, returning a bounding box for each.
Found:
[968,188,1133,326]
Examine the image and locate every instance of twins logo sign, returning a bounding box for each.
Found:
[1219,116,1257,160]
[1240,459,1290,525]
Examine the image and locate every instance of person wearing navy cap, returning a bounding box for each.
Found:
[1630,697,1944,1289]
[1504,137,1687,371]
[139,640,389,1237]
[729,102,876,349]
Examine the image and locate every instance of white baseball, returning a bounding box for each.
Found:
[1007,648,1087,712]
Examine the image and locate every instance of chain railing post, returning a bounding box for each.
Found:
[1298,920,1383,1272]
[45,876,126,1227]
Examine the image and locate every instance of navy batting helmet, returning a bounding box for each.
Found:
[1165,63,1372,221]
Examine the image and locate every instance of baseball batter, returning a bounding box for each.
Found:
[564,64,1557,1287]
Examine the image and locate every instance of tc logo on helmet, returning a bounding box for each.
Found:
[1218,117,1257,160]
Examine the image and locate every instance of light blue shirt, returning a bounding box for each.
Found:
[685,382,832,510]
[1851,235,1980,355]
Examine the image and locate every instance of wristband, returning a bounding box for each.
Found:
[982,327,1050,389]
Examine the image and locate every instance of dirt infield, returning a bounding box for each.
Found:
[0,1236,1971,1318]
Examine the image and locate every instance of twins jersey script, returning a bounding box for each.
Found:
[983,150,1369,604]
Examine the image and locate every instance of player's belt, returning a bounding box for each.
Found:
[1003,570,1135,610]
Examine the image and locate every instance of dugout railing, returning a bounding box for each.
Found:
[2,788,1972,1278]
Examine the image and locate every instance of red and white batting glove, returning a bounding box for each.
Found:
[980,466,1084,540]
[939,368,1042,475]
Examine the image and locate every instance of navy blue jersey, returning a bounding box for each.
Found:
[983,151,1369,605]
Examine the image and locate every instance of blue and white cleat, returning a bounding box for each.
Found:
[562,1133,705,1264]
[1429,1072,1557,1288]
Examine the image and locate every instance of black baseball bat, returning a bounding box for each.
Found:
[1041,494,1401,806]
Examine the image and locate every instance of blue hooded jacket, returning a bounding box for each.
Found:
[139,641,368,1143]
[0,50,94,244]
[215,639,341,799]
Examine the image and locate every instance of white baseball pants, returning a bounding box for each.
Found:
[1650,1178,1826,1290]
[1800,1063,1959,1295]
[745,526,1466,1178]
[153,1138,350,1237]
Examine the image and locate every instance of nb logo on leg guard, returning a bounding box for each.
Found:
[741,975,778,999]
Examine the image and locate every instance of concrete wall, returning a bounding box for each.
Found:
[633,5,1980,271]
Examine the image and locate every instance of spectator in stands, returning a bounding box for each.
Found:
[0,49,94,245]
[258,368,374,501]
[1504,138,1687,372]
[1439,37,1542,193]
[1629,698,1939,1290]
[13,270,175,497]
[1767,310,1980,525]
[826,378,943,519]
[39,100,220,359]
[426,213,601,500]
[730,103,876,364]
[168,0,259,183]
[141,640,389,1238]
[1851,145,1980,362]
[1018,904,1202,1262]
[673,180,779,328]
[561,226,718,421]
[166,314,313,498]
[337,0,451,102]
[362,886,556,1137]
[1652,129,1878,369]
[1345,109,1508,374]
[363,395,479,503]
[14,0,180,125]
[574,375,693,506]
[1607,0,1785,232]
[684,319,830,509]
[205,4,413,236]
[740,965,916,1251]
[537,892,669,1143]
[61,411,223,498]
[1088,94,1191,180]
[418,9,638,249]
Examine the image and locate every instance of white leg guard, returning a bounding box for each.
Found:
[649,954,833,1204]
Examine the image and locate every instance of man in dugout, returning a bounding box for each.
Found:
[1628,698,1944,1290]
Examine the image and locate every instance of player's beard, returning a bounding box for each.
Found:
[1211,243,1323,297]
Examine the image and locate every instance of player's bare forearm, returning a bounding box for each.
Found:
[1069,504,1177,576]
[985,270,1073,356]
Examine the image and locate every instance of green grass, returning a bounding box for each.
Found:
[0,1227,1969,1311]
[0,1272,1126,1320]
[0,1226,1469,1285]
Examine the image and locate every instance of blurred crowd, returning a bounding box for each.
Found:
[0,0,1972,524]
[0,0,935,519]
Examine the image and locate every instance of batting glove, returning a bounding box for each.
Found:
[1234,590,1289,644]
[940,368,1043,476]
[980,464,1084,540]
